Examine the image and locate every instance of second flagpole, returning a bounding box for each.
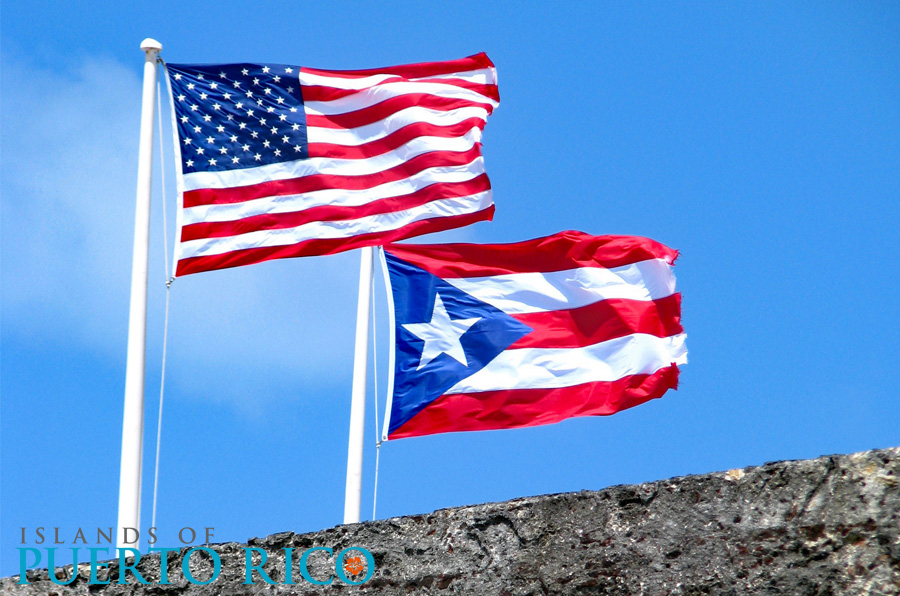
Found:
[344,246,374,523]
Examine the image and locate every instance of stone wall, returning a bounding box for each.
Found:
[5,447,899,595]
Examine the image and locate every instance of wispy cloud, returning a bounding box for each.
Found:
[2,54,140,349]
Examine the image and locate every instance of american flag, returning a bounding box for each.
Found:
[166,54,499,277]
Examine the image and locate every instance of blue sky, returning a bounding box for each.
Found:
[2,1,898,576]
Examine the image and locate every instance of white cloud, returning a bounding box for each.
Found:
[164,253,361,410]
[2,54,140,349]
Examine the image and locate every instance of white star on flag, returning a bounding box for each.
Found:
[402,292,481,370]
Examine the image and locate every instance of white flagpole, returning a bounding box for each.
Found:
[117,38,162,550]
[344,246,374,523]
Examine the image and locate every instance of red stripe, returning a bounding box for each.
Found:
[301,79,498,104]
[307,119,486,160]
[299,52,495,80]
[509,295,682,349]
[306,94,495,130]
[175,206,494,276]
[388,365,680,440]
[180,175,491,242]
[386,231,679,275]
[183,146,483,208]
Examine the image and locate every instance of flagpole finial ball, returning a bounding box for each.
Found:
[140,38,162,53]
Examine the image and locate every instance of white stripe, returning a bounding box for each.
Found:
[182,128,483,191]
[307,105,488,146]
[305,81,498,116]
[446,333,688,394]
[177,190,493,260]
[299,71,404,89]
[442,259,677,314]
[410,68,496,86]
[182,158,485,225]
[298,67,496,90]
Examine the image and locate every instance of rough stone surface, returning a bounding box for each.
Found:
[4,447,899,595]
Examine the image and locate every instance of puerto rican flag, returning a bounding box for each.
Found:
[381,231,687,440]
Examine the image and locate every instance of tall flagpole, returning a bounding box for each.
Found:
[117,38,162,550]
[344,246,374,523]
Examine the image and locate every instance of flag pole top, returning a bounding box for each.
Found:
[140,38,162,54]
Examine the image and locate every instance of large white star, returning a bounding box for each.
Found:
[402,292,481,370]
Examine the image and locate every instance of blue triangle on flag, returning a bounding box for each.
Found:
[385,252,533,437]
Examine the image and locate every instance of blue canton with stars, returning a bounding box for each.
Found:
[166,63,308,173]
[385,251,533,436]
